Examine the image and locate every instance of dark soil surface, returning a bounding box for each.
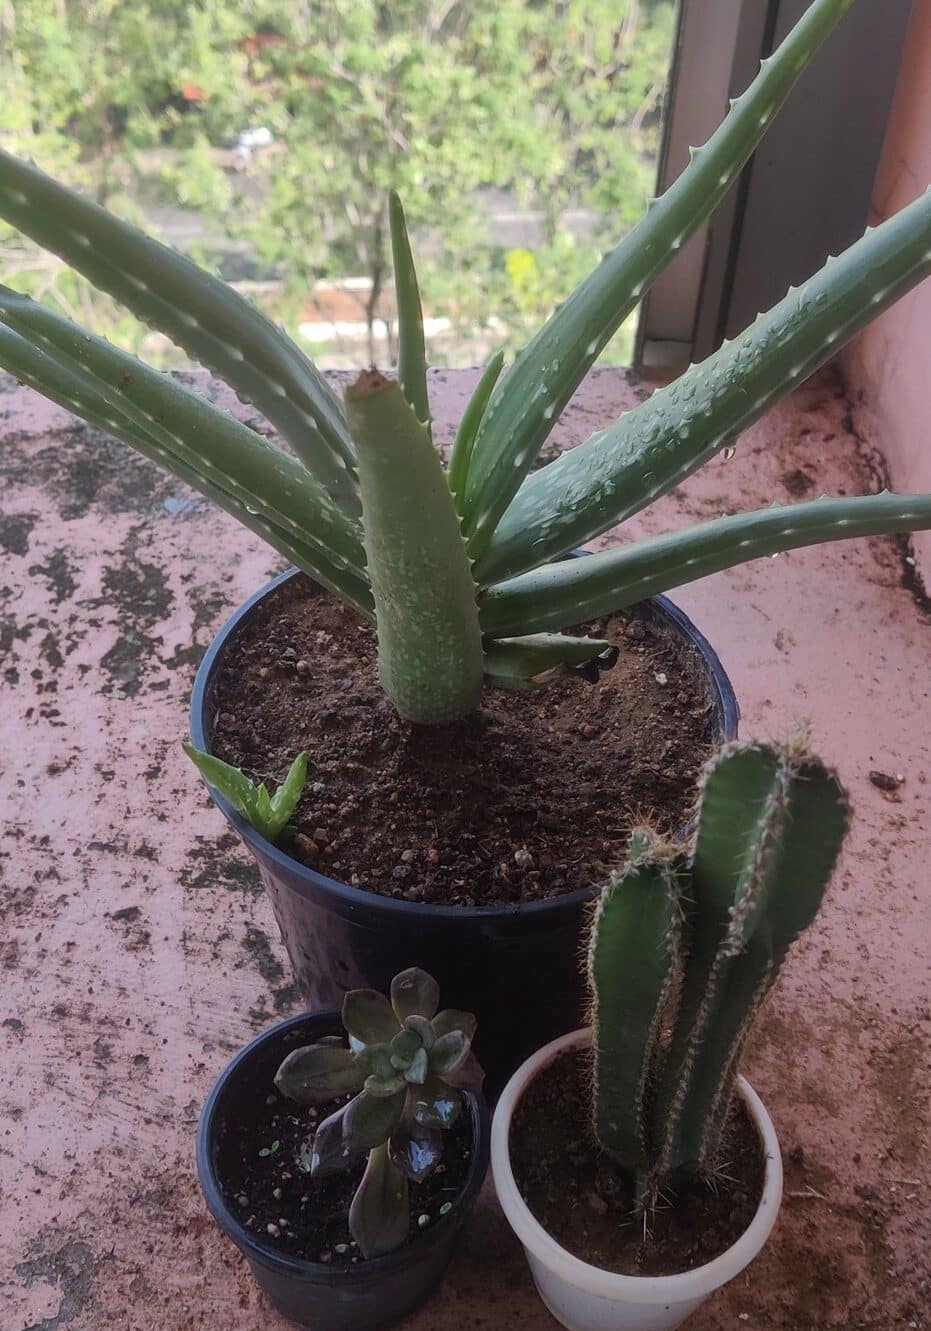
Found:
[216,1045,473,1265]
[208,575,718,906]
[510,1048,766,1276]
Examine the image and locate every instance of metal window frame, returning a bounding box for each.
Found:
[636,0,913,371]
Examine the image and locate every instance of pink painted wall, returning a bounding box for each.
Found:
[842,0,931,582]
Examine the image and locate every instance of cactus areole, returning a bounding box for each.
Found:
[2,0,931,724]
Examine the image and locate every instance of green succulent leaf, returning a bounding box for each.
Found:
[479,188,931,583]
[310,1105,354,1177]
[364,1072,407,1098]
[274,1042,364,1103]
[483,633,616,684]
[269,753,309,830]
[446,350,505,509]
[183,744,308,842]
[431,1010,478,1042]
[390,968,441,1023]
[349,1143,410,1259]
[390,1027,424,1065]
[342,1088,407,1153]
[429,1031,471,1079]
[460,0,859,560]
[408,1078,461,1130]
[402,1015,436,1051]
[442,1052,485,1096]
[389,191,430,432]
[388,1124,444,1184]
[0,317,374,615]
[404,1047,429,1085]
[343,989,402,1048]
[479,493,931,639]
[0,149,359,511]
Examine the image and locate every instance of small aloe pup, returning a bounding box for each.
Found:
[588,737,849,1211]
[2,0,931,725]
[274,968,483,1259]
[182,743,307,842]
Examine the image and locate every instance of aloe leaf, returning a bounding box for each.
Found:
[479,492,931,639]
[345,371,484,724]
[460,0,857,559]
[0,322,374,616]
[0,148,359,511]
[479,188,931,582]
[446,351,505,508]
[0,287,368,575]
[349,1143,410,1259]
[275,1043,365,1102]
[389,192,430,431]
[483,632,616,683]
[269,753,310,832]
[183,742,264,823]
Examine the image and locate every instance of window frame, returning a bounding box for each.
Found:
[636,0,913,370]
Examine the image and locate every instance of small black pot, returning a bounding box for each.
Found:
[197,1009,490,1331]
[190,568,738,1094]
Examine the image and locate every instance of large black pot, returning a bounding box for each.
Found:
[197,1008,489,1331]
[190,567,738,1094]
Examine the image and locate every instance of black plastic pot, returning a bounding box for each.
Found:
[190,567,738,1094]
[197,1008,490,1331]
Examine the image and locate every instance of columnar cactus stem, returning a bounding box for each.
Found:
[587,740,849,1206]
[588,831,683,1184]
[656,742,849,1175]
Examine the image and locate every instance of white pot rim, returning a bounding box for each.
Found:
[491,1027,783,1306]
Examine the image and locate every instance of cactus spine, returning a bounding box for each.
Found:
[588,740,849,1204]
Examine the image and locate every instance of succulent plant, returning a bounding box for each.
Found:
[182,743,307,843]
[588,738,849,1208]
[274,968,482,1258]
[2,0,931,725]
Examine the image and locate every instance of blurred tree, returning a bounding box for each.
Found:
[0,0,676,366]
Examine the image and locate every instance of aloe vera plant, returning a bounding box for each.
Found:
[588,738,849,1209]
[274,968,482,1258]
[182,743,307,842]
[2,0,931,723]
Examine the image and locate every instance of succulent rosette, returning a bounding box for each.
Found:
[274,967,482,1257]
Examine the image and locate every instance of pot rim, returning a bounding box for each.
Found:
[189,565,739,921]
[490,1027,783,1305]
[196,1007,490,1278]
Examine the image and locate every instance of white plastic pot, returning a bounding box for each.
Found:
[491,1028,783,1331]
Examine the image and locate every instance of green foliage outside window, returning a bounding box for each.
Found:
[0,0,677,365]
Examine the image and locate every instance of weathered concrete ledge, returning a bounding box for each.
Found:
[1,367,928,1330]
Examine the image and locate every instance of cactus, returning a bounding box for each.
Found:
[274,968,482,1259]
[588,739,849,1206]
[2,0,931,725]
